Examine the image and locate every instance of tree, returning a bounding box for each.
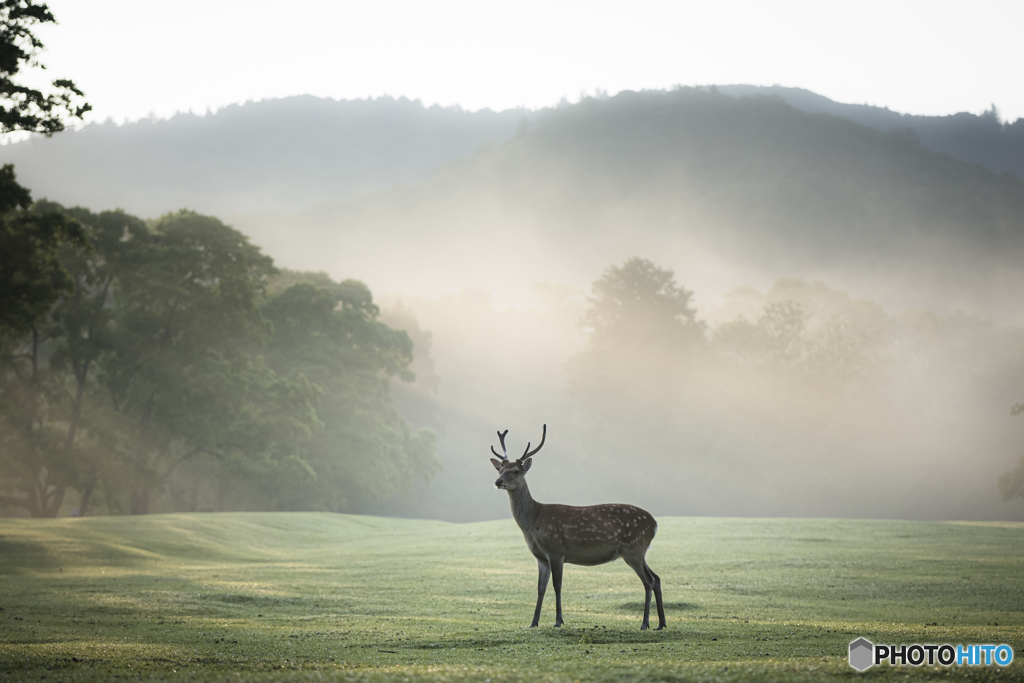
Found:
[1000,404,1024,502]
[1,200,438,516]
[999,456,1024,501]
[0,164,87,337]
[0,177,92,517]
[1,203,437,517]
[712,281,884,395]
[39,204,148,515]
[583,257,703,350]
[101,210,320,514]
[260,276,439,512]
[0,317,75,516]
[567,257,705,417]
[0,0,92,514]
[0,0,90,135]
[715,300,808,367]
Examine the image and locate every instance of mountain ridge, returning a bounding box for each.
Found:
[0,94,530,216]
[226,87,1022,316]
[1,86,1021,222]
[717,84,1024,178]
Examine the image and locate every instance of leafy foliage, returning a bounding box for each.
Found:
[0,164,87,336]
[583,257,703,349]
[562,257,1024,519]
[1001,405,1024,502]
[568,257,705,417]
[0,0,90,135]
[0,169,91,517]
[95,210,300,514]
[258,274,439,512]
[999,456,1024,501]
[0,203,436,516]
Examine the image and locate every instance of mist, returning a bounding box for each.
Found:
[375,272,1024,524]
[3,87,1023,523]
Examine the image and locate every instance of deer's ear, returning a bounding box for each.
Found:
[522,457,533,472]
[490,458,503,471]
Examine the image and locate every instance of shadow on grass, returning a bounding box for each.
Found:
[403,624,695,649]
[618,601,698,611]
[207,593,305,606]
[0,539,58,573]
[0,535,156,572]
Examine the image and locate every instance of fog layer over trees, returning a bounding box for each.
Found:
[221,88,1024,322]
[0,177,437,517]
[2,88,1023,522]
[380,263,1023,523]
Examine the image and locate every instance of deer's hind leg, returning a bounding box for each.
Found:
[644,562,666,630]
[622,548,655,630]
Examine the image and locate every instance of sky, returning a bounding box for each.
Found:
[28,0,1024,124]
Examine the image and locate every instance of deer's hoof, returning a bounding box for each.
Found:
[554,623,562,628]
[529,622,538,628]
[655,625,666,631]
[640,624,649,631]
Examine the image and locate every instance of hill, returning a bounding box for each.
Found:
[0,95,528,217]
[232,87,1024,320]
[718,85,1024,178]
[4,87,1023,227]
[1,512,1021,681]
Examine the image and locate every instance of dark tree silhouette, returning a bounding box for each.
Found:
[0,0,90,135]
[0,163,86,336]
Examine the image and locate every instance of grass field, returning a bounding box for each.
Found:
[1,513,1022,682]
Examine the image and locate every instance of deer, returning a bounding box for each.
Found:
[489,424,666,630]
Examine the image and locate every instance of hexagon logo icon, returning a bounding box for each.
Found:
[849,638,874,671]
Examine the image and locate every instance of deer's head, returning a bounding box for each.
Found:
[490,424,546,491]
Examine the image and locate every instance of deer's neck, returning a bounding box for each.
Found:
[506,481,540,529]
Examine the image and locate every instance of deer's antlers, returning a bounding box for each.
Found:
[523,424,546,459]
[490,429,510,461]
[490,425,546,461]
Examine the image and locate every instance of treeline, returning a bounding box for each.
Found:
[242,87,1024,326]
[0,166,437,517]
[0,95,528,217]
[559,258,1024,517]
[520,88,1024,255]
[718,85,1024,179]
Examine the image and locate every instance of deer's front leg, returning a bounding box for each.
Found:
[550,557,564,627]
[530,559,550,627]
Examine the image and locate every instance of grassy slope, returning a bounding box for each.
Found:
[0,513,1022,682]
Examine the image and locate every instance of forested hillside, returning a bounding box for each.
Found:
[5,86,1022,229]
[0,95,528,216]
[234,87,1024,321]
[719,84,1024,178]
